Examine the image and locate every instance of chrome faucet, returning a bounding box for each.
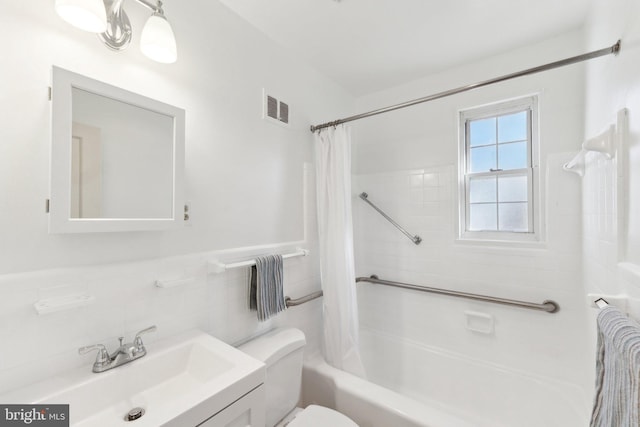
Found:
[78,325,157,373]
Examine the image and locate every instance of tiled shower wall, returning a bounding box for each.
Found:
[582,0,640,320]
[352,154,591,395]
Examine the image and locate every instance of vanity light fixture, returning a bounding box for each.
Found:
[55,0,177,64]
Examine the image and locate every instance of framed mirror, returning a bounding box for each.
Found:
[49,66,185,233]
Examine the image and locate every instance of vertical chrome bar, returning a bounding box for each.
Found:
[359,192,422,245]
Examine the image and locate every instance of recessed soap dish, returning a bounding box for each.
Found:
[465,311,494,334]
[34,293,95,315]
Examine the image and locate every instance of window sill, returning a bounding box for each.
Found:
[456,232,546,249]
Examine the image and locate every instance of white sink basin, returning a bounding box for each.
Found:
[1,331,265,426]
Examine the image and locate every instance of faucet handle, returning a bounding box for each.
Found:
[135,325,157,338]
[133,325,157,353]
[78,344,110,369]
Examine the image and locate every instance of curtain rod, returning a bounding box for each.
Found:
[310,40,621,133]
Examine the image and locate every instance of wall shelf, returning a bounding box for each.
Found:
[34,293,95,315]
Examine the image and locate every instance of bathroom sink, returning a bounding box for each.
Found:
[1,331,265,426]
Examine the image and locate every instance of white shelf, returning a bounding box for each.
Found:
[34,293,95,315]
[155,277,196,289]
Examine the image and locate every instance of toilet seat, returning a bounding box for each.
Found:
[286,405,358,427]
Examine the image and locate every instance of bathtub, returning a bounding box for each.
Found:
[302,328,590,427]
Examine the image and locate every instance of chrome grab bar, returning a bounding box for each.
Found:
[359,192,422,245]
[356,275,560,313]
[285,290,323,307]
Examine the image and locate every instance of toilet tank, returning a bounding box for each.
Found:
[239,328,306,427]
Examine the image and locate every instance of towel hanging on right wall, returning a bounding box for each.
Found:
[590,305,640,426]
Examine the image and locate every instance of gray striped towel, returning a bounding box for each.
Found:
[249,255,286,321]
[590,305,640,427]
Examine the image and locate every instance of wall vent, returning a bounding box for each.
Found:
[267,95,278,120]
[263,89,290,127]
[279,101,289,124]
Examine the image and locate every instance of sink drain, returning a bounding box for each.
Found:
[124,407,145,422]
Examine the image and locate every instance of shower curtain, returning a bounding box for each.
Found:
[314,125,366,378]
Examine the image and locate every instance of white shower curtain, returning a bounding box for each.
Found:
[314,125,366,378]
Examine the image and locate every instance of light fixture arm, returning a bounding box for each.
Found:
[99,0,132,51]
[99,0,165,51]
[131,0,162,14]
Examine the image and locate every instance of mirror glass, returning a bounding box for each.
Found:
[70,88,174,219]
[50,67,185,233]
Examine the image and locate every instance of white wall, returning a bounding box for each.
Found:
[350,30,592,421]
[0,1,354,393]
[0,0,354,274]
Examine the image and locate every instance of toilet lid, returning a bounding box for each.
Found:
[287,405,358,427]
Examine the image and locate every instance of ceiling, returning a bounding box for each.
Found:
[219,0,591,96]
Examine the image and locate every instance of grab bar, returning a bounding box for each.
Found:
[356,275,560,313]
[285,290,323,307]
[359,192,422,245]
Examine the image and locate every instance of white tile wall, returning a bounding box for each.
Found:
[0,163,322,395]
[0,248,322,395]
[352,153,591,392]
[580,11,640,408]
[582,151,621,296]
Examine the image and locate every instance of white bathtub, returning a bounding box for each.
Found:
[302,329,590,427]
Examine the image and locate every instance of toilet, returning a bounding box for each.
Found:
[239,328,358,427]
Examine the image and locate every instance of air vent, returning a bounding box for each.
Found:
[279,101,289,124]
[267,96,278,120]
[263,89,290,127]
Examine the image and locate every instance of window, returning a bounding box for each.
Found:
[458,96,539,242]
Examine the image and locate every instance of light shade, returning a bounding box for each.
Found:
[55,0,107,33]
[140,13,177,64]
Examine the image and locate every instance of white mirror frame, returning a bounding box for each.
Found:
[49,66,185,233]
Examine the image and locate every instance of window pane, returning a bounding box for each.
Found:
[498,111,527,143]
[469,176,496,203]
[498,202,528,232]
[498,141,527,170]
[469,203,497,231]
[498,175,527,202]
[470,146,496,172]
[469,118,496,147]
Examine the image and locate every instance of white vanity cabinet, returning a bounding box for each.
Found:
[197,385,265,427]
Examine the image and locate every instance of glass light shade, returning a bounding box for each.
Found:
[55,0,107,33]
[140,14,177,64]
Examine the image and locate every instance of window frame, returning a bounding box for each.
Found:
[457,96,541,243]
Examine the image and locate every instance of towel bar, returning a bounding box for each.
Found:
[209,248,309,274]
